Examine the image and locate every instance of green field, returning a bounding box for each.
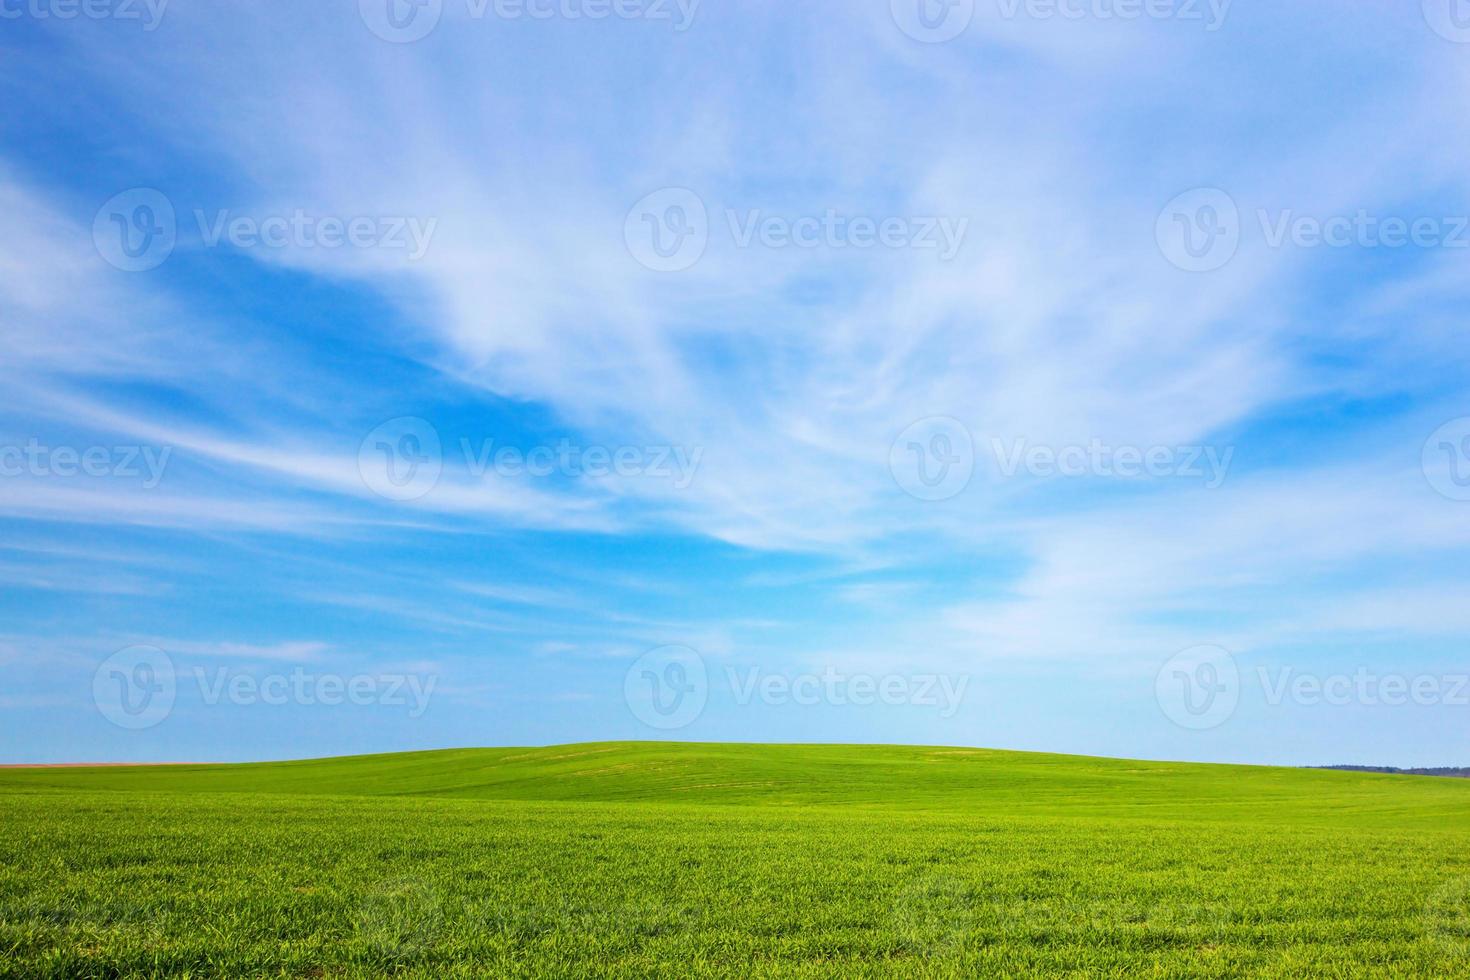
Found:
[4,742,1470,977]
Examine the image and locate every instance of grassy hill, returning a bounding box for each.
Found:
[5,741,1470,826]
[4,743,1470,977]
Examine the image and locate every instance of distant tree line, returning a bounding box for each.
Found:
[1313,766,1470,778]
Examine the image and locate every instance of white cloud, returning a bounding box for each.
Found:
[6,2,1469,683]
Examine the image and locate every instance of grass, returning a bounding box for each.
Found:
[3,742,1470,977]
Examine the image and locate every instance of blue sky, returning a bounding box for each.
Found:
[3,0,1470,765]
